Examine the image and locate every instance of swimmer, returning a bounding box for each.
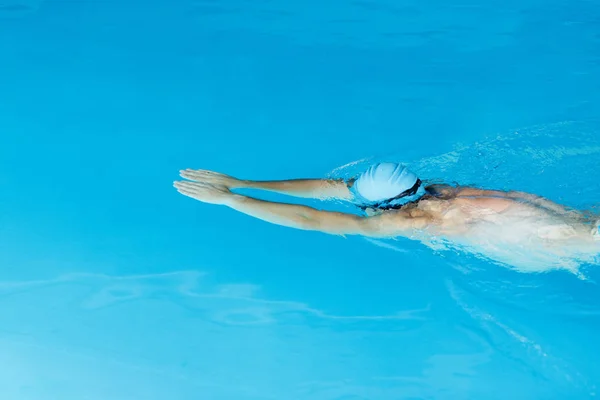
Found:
[174,163,599,266]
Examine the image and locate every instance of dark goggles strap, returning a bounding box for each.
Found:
[359,179,422,211]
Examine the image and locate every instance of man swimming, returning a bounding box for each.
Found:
[174,163,599,271]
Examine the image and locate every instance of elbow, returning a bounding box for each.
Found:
[298,210,365,236]
[293,210,325,231]
[327,214,367,236]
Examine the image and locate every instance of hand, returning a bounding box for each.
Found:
[179,169,240,189]
[174,180,233,205]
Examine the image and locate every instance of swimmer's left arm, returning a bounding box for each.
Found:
[174,180,421,237]
[179,169,353,200]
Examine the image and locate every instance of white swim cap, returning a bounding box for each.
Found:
[354,163,420,203]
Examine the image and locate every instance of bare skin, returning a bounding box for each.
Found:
[174,169,599,249]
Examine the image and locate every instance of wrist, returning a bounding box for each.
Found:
[224,193,244,207]
[237,179,251,189]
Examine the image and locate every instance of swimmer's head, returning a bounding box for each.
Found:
[352,163,424,210]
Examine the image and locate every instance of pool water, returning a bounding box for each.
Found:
[1,0,600,399]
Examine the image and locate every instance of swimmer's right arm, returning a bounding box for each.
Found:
[180,168,353,200]
[226,196,428,237]
[174,180,426,238]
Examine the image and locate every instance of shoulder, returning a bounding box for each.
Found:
[428,185,506,199]
[424,184,459,199]
[374,207,433,230]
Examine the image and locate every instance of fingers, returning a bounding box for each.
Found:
[175,187,195,198]
[174,180,198,188]
[174,180,208,192]
[174,180,230,205]
[174,180,204,197]
[179,169,225,182]
[180,169,212,181]
[174,180,225,193]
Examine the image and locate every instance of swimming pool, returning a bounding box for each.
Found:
[1,0,599,399]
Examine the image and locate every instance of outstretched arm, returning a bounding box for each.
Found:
[174,181,423,237]
[180,169,353,201]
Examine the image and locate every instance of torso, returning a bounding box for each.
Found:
[379,185,599,272]
[404,185,594,242]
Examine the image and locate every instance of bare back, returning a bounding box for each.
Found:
[367,185,598,272]
[385,185,595,243]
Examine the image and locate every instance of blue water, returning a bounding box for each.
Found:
[1,1,600,399]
